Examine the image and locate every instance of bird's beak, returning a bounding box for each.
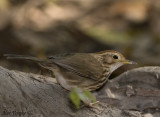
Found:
[121,60,137,64]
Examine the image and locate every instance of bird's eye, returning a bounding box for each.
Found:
[113,55,118,59]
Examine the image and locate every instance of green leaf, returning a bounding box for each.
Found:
[77,91,88,103]
[83,89,96,103]
[69,88,97,108]
[69,89,80,109]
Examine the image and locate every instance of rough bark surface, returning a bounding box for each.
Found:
[0,66,160,117]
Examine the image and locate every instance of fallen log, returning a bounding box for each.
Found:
[0,66,160,117]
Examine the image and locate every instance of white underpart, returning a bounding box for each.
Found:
[105,63,124,98]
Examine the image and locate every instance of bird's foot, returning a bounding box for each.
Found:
[86,101,99,108]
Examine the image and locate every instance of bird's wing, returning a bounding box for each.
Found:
[48,53,104,81]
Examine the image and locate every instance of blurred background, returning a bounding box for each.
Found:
[0,0,160,77]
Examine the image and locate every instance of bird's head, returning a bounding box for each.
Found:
[96,50,137,73]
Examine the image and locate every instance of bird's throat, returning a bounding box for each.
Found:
[109,63,123,74]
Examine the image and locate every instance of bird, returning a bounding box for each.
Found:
[4,50,136,91]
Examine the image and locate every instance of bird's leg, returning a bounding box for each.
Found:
[83,98,99,108]
[88,100,99,107]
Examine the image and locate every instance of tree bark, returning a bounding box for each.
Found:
[0,66,160,117]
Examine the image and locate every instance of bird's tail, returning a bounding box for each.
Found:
[4,54,46,63]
